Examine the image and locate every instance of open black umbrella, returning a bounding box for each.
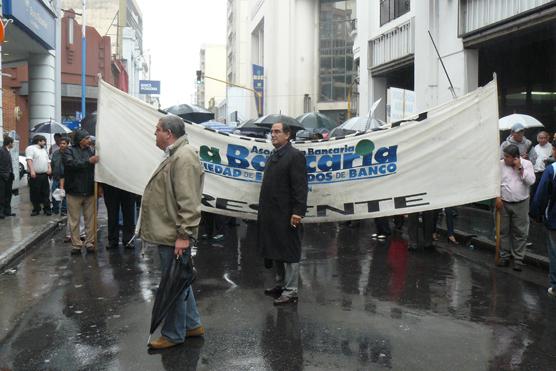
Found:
[296,112,336,130]
[164,104,214,124]
[80,112,97,136]
[254,114,304,130]
[149,254,197,341]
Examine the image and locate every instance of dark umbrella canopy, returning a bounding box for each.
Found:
[164,104,212,115]
[150,254,197,336]
[80,112,97,136]
[234,119,269,138]
[296,112,336,130]
[164,104,214,124]
[254,114,304,130]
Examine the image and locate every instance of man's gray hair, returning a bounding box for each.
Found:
[159,115,186,138]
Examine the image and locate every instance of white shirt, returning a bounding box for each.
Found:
[25,144,50,173]
[500,159,535,202]
[532,143,552,172]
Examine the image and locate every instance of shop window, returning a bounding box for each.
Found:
[380,0,410,26]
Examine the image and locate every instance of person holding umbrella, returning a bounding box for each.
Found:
[141,115,205,350]
[258,121,308,305]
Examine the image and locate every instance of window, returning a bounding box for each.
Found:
[380,0,410,26]
[319,0,355,102]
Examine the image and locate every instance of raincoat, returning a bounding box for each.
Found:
[257,142,308,263]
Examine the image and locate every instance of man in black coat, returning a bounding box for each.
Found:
[258,121,308,305]
[0,135,15,218]
[63,129,99,254]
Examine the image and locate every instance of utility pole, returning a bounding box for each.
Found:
[81,0,87,117]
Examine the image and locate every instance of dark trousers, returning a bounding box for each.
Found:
[407,211,435,247]
[103,184,135,244]
[28,173,50,212]
[0,175,13,216]
[375,217,391,236]
[202,212,225,237]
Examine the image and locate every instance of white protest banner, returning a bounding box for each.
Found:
[96,79,500,223]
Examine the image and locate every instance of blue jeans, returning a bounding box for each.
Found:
[546,230,556,289]
[158,245,202,343]
[51,178,67,213]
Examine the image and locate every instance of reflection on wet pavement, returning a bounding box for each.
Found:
[1,219,555,370]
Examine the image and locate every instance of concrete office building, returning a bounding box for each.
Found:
[354,0,556,129]
[226,0,356,122]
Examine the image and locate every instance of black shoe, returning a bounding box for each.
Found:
[273,294,298,305]
[52,209,59,215]
[0,214,5,219]
[71,248,82,255]
[496,259,510,267]
[44,210,52,216]
[264,286,283,298]
[60,211,67,217]
[6,213,15,217]
[31,211,40,216]
[513,261,525,271]
[124,242,135,250]
[106,242,119,250]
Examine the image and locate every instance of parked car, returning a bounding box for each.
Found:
[18,155,27,180]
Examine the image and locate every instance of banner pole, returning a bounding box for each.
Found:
[93,181,98,247]
[495,208,501,264]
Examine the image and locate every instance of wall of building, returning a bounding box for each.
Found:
[249,0,319,117]
[356,0,555,121]
[200,44,227,109]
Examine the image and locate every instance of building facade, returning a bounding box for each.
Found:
[226,0,356,123]
[196,44,227,111]
[355,0,556,130]
[2,8,125,145]
[61,0,146,99]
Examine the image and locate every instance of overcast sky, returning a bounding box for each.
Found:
[136,0,227,108]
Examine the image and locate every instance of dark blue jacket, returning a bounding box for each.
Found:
[531,162,556,230]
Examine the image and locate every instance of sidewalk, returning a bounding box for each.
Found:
[436,205,550,267]
[0,185,65,269]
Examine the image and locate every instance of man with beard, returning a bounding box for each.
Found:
[258,121,308,305]
[64,129,98,254]
[25,135,52,216]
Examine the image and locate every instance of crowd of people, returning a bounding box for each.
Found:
[497,123,556,297]
[2,131,140,255]
[3,116,556,351]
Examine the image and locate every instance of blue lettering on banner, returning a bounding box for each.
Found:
[199,139,399,185]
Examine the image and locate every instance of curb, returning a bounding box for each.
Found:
[0,217,66,271]
[436,226,549,268]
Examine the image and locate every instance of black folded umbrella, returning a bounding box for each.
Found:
[149,253,197,341]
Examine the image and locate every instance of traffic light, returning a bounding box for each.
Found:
[196,70,203,84]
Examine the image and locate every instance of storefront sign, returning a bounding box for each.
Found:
[139,80,161,95]
[252,64,264,117]
[3,0,56,49]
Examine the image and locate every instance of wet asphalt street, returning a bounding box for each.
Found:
[1,220,555,371]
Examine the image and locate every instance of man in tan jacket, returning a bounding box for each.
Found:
[141,115,205,349]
